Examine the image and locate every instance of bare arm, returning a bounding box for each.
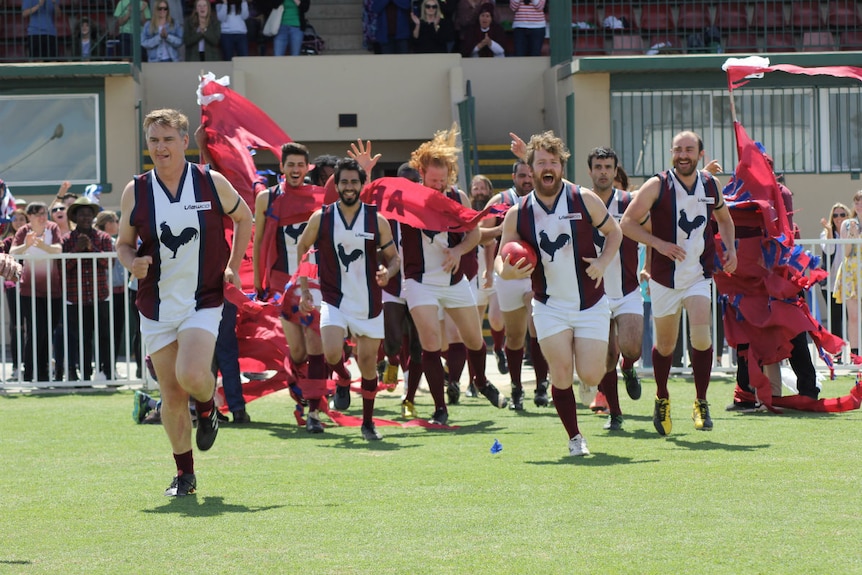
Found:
[581,189,622,286]
[296,211,322,312]
[619,176,686,262]
[711,187,737,273]
[494,204,533,280]
[210,170,252,288]
[116,181,152,279]
[376,213,400,286]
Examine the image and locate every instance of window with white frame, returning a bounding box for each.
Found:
[821,87,862,173]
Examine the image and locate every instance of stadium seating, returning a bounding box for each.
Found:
[802,31,836,51]
[724,33,759,52]
[827,0,862,28]
[571,4,598,29]
[573,35,606,56]
[789,1,824,32]
[677,3,711,31]
[714,2,750,31]
[612,34,645,54]
[639,3,674,32]
[752,2,787,30]
[763,32,798,52]
[602,3,637,31]
[838,30,862,49]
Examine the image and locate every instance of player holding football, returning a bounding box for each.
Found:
[496,131,621,456]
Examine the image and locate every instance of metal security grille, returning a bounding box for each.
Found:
[611,87,816,178]
[822,86,862,173]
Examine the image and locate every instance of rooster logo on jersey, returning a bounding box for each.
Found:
[337,243,363,272]
[159,222,198,259]
[678,209,706,239]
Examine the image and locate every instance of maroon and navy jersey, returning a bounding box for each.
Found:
[516,182,604,310]
[316,202,382,319]
[132,162,229,321]
[649,170,719,289]
[595,188,639,298]
[401,188,467,286]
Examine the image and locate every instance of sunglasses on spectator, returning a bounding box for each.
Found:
[425,4,438,9]
[833,212,847,218]
[52,206,66,213]
[157,5,169,10]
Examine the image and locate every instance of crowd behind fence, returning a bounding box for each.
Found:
[1,237,859,391]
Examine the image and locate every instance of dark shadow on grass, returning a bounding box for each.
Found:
[526,453,660,466]
[665,436,771,451]
[143,496,285,517]
[0,560,32,565]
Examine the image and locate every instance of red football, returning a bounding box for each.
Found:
[501,240,538,269]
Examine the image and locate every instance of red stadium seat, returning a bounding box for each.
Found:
[714,2,750,31]
[611,34,644,54]
[838,30,862,49]
[827,0,862,28]
[2,15,27,40]
[752,2,787,30]
[640,4,674,32]
[802,31,835,50]
[763,33,798,51]
[571,4,598,29]
[677,3,711,30]
[0,42,28,62]
[724,33,759,52]
[602,3,637,31]
[55,13,73,38]
[789,1,824,31]
[573,34,606,56]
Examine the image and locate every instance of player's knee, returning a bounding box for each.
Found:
[690,325,711,350]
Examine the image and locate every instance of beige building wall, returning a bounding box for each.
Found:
[104,58,860,238]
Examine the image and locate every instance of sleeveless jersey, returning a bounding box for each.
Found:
[516,182,604,310]
[649,170,718,289]
[594,188,639,299]
[401,188,466,286]
[132,162,229,321]
[267,184,318,291]
[316,202,382,319]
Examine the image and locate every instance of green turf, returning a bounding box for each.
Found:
[1,375,861,574]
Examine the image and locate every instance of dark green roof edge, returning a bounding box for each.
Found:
[562,52,862,78]
[0,61,136,80]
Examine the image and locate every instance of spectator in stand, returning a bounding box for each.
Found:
[9,202,62,382]
[3,208,28,378]
[410,0,455,53]
[63,197,114,381]
[216,0,250,59]
[49,201,71,238]
[820,202,849,346]
[114,0,151,60]
[71,16,104,60]
[835,191,862,359]
[142,1,183,62]
[509,0,546,57]
[95,211,128,379]
[460,2,506,57]
[185,0,221,61]
[454,0,484,44]
[274,0,309,56]
[369,0,411,54]
[22,0,61,60]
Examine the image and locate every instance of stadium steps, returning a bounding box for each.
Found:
[476,144,515,192]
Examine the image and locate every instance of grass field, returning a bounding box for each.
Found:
[2,373,861,575]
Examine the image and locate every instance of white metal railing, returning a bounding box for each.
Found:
[0,251,148,390]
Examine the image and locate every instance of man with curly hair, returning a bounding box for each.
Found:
[401,125,508,425]
[496,131,622,456]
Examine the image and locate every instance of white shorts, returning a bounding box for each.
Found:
[494,272,531,312]
[382,289,406,305]
[470,275,495,307]
[404,277,476,311]
[140,305,222,355]
[531,297,610,343]
[649,278,712,318]
[608,289,644,319]
[320,302,384,339]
